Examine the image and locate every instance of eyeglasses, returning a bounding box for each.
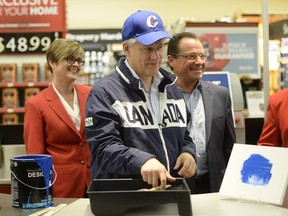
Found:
[66,55,84,66]
[174,53,208,61]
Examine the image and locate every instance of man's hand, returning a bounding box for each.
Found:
[173,152,196,178]
[141,158,176,189]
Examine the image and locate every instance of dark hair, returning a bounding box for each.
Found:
[167,32,198,70]
[167,32,198,56]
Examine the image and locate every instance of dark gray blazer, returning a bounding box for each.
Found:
[199,80,236,192]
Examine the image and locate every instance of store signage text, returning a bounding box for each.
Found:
[0,0,65,33]
[213,42,255,60]
[66,32,122,43]
[0,5,58,16]
[0,0,58,16]
[0,0,56,6]
[0,32,60,54]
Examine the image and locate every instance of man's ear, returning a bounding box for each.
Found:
[122,42,130,56]
[167,55,175,68]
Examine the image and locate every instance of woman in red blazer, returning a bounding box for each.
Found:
[24,39,92,198]
[258,88,288,148]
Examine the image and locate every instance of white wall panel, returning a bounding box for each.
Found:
[66,0,288,29]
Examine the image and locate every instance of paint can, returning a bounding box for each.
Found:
[10,154,55,208]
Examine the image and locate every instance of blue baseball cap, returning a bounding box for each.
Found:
[122,10,172,45]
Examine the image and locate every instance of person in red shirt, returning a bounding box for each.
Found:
[258,88,288,147]
[24,39,91,198]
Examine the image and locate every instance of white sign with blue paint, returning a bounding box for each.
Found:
[220,143,288,207]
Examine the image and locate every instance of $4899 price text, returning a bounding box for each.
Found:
[0,33,55,54]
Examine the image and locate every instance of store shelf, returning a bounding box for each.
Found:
[0,107,25,114]
[0,82,49,124]
[0,82,49,88]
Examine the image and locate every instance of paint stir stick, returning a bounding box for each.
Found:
[43,204,67,216]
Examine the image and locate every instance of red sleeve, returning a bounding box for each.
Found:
[24,97,46,154]
[257,96,281,147]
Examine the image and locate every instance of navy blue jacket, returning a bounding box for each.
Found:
[85,57,196,179]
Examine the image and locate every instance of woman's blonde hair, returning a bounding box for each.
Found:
[46,39,84,72]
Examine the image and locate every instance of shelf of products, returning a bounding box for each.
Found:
[66,29,124,85]
[0,85,49,123]
[0,29,123,125]
[0,62,50,124]
[0,82,50,88]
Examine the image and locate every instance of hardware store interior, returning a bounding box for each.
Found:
[0,0,288,215]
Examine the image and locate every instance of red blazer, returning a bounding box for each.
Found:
[258,88,288,147]
[24,84,92,198]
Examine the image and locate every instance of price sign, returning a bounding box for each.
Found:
[0,32,61,54]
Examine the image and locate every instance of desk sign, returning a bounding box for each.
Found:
[220,143,288,208]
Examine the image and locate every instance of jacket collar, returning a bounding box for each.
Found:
[45,84,85,138]
[116,57,176,92]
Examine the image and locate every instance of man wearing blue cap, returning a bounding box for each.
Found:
[85,10,197,190]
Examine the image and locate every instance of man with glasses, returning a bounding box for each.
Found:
[85,11,197,190]
[167,32,236,193]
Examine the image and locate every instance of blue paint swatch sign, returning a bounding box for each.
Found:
[219,143,288,206]
[241,154,272,186]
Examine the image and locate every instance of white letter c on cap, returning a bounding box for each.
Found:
[146,15,158,28]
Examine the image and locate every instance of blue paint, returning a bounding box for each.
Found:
[34,155,53,207]
[241,154,272,186]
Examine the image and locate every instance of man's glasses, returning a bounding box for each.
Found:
[66,55,84,66]
[174,53,208,61]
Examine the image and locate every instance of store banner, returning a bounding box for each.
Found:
[66,29,122,51]
[0,0,66,33]
[186,25,260,77]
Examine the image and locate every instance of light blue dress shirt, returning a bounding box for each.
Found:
[181,83,208,176]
